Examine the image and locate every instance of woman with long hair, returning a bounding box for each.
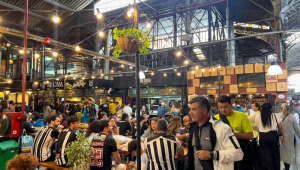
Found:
[29,111,44,127]
[278,104,300,170]
[168,116,182,135]
[85,120,100,141]
[170,102,181,116]
[255,102,286,170]
[43,101,51,118]
[59,113,68,129]
[81,104,89,123]
[141,117,158,142]
[109,116,119,136]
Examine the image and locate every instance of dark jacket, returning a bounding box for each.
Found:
[186,119,216,170]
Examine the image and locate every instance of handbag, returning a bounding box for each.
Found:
[274,113,287,136]
[19,129,33,147]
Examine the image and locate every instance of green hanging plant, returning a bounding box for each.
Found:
[112,27,155,58]
[64,130,92,170]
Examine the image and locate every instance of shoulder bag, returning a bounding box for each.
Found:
[274,113,287,136]
[19,129,33,148]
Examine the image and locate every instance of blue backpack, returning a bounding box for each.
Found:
[232,106,245,113]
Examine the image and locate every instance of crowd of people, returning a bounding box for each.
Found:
[3,95,300,170]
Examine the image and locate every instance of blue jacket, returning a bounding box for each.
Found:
[30,119,44,127]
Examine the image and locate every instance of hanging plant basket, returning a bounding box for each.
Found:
[117,37,140,54]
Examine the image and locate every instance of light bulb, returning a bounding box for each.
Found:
[151,72,154,75]
[19,50,24,54]
[56,78,59,81]
[212,68,215,71]
[65,75,68,78]
[82,77,85,80]
[195,66,199,69]
[164,73,167,77]
[35,53,39,58]
[96,13,103,19]
[202,69,205,72]
[176,51,182,56]
[53,52,58,57]
[75,46,80,51]
[73,77,76,80]
[92,76,95,79]
[34,82,38,85]
[127,11,132,17]
[101,74,104,77]
[111,70,114,73]
[130,66,133,69]
[121,64,124,68]
[52,16,59,23]
[99,31,104,37]
[7,80,12,83]
[184,60,189,64]
[146,22,151,29]
[218,65,221,68]
[177,72,181,76]
[192,71,195,74]
[130,8,134,13]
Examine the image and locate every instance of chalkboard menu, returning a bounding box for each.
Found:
[128,88,153,97]
[153,86,182,96]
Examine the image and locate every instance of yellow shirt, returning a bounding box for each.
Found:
[109,103,117,114]
[215,110,253,133]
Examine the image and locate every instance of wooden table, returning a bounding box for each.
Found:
[21,147,32,153]
[38,161,70,170]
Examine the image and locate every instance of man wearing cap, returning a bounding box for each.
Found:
[157,102,171,117]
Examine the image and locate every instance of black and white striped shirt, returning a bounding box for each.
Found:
[31,126,59,162]
[55,128,77,166]
[144,133,182,170]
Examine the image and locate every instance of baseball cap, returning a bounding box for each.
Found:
[161,102,166,106]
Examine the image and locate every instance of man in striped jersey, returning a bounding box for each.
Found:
[31,115,61,162]
[144,119,184,170]
[55,116,79,167]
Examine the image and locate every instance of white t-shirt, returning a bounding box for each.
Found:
[123,106,133,118]
[294,113,300,124]
[255,113,282,132]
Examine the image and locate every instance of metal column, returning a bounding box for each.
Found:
[226,0,236,66]
[22,0,28,113]
[173,13,177,47]
[104,29,110,80]
[41,45,45,78]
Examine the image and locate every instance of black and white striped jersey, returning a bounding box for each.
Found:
[31,126,59,162]
[55,128,77,166]
[144,133,182,170]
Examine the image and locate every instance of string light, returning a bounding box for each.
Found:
[99,31,104,37]
[96,9,103,19]
[202,69,205,72]
[176,51,182,56]
[35,53,39,58]
[177,72,181,76]
[53,52,58,57]
[164,73,167,77]
[151,72,154,75]
[195,66,199,69]
[46,80,49,84]
[218,65,221,68]
[6,43,10,47]
[184,60,189,64]
[146,22,151,29]
[121,64,124,68]
[7,80,12,83]
[9,60,13,64]
[92,76,95,79]
[130,66,133,69]
[212,68,215,71]
[75,46,80,51]
[101,74,104,77]
[52,10,59,23]
[192,71,195,74]
[34,82,38,85]
[19,50,24,54]
[82,77,85,80]
[73,76,76,80]
[56,78,59,81]
[130,7,134,13]
[111,69,114,73]
[65,75,68,78]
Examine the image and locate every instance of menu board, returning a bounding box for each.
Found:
[85,89,94,97]
[153,86,182,96]
[129,88,153,97]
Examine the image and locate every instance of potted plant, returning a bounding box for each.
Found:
[64,131,92,170]
[112,27,155,58]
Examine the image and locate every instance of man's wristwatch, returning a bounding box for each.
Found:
[209,152,214,159]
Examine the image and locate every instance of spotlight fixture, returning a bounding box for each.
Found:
[202,69,205,72]
[177,72,181,76]
[121,64,124,68]
[96,8,103,19]
[146,22,151,29]
[35,53,39,58]
[99,31,104,37]
[139,71,145,79]
[75,45,80,51]
[184,60,189,64]
[164,73,167,77]
[195,66,199,69]
[176,51,182,57]
[127,11,132,17]
[267,61,283,75]
[53,52,58,57]
[151,72,154,75]
[52,10,59,23]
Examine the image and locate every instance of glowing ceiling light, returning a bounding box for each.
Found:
[53,52,58,57]
[73,76,76,80]
[34,82,38,85]
[56,78,59,81]
[151,72,154,75]
[111,69,114,73]
[130,66,133,69]
[52,16,60,23]
[127,11,132,17]
[101,74,104,77]
[121,64,124,68]
[130,8,134,13]
[176,51,182,56]
[212,68,215,71]
[92,76,95,79]
[195,66,199,69]
[202,69,205,72]
[177,72,181,76]
[164,73,167,77]
[19,50,24,54]
[35,53,39,58]
[184,60,189,64]
[75,46,80,51]
[99,31,104,37]
[82,77,85,80]
[146,22,151,29]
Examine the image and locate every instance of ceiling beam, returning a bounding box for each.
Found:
[0,1,50,22]
[42,0,77,12]
[0,25,139,67]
